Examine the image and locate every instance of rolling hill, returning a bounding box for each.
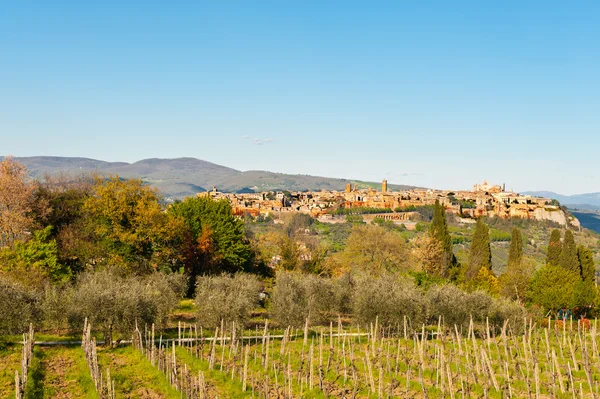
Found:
[10,156,417,199]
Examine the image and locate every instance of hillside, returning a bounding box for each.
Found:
[11,156,417,199]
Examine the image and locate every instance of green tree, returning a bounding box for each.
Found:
[559,230,579,273]
[168,196,253,295]
[500,228,533,301]
[578,246,596,283]
[0,226,70,288]
[530,264,579,311]
[574,246,597,313]
[507,228,523,268]
[428,200,455,277]
[546,229,562,266]
[466,218,492,280]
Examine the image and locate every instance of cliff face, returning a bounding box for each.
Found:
[532,208,568,226]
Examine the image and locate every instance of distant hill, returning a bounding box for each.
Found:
[10,156,417,199]
[523,191,600,210]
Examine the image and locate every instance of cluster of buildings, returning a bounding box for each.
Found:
[198,180,578,228]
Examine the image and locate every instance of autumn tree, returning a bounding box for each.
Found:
[330,224,412,275]
[559,230,579,273]
[412,234,444,276]
[0,157,35,248]
[83,176,182,274]
[466,218,492,280]
[546,229,562,266]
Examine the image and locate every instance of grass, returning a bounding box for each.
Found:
[175,347,251,398]
[0,344,21,399]
[15,346,99,399]
[23,349,44,399]
[97,345,181,398]
[164,320,600,398]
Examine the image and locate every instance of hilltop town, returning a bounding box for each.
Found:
[199,180,580,229]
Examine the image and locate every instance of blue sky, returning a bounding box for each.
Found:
[1,1,598,195]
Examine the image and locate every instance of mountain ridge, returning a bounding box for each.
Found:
[8,156,417,199]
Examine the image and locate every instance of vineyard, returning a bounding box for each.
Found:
[4,317,600,398]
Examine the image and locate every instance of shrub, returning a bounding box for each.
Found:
[67,270,182,346]
[352,273,426,330]
[270,271,333,327]
[0,277,40,335]
[194,273,262,329]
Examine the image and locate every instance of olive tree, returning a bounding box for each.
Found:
[0,277,40,335]
[194,273,262,328]
[270,271,333,327]
[352,273,427,329]
[67,270,183,346]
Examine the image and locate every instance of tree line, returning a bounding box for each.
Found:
[1,157,598,339]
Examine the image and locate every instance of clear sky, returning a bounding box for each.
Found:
[1,1,598,195]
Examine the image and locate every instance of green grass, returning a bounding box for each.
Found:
[0,344,20,399]
[23,349,44,399]
[175,347,252,398]
[176,299,196,312]
[13,346,100,399]
[97,346,181,398]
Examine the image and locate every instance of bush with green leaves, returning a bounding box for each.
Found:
[67,270,183,346]
[352,273,426,330]
[0,276,40,335]
[270,271,334,327]
[194,273,262,328]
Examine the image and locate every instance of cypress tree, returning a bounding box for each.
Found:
[577,245,596,283]
[506,227,523,271]
[546,229,562,266]
[500,227,533,301]
[574,245,597,311]
[467,218,492,280]
[429,200,454,276]
[559,230,579,273]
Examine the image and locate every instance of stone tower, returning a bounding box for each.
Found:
[382,180,388,193]
[345,183,351,193]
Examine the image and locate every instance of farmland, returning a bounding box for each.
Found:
[5,314,600,398]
